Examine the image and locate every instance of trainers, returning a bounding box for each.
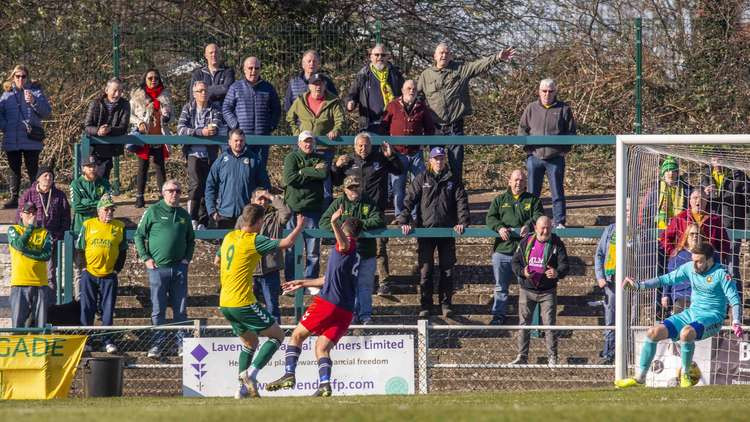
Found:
[614,377,644,389]
[360,318,373,325]
[234,383,249,399]
[239,371,260,397]
[312,382,332,397]
[548,354,558,365]
[509,355,528,365]
[147,346,161,359]
[555,223,566,229]
[266,373,296,391]
[418,309,430,319]
[442,304,454,318]
[196,223,206,231]
[105,343,118,354]
[177,343,184,357]
[489,316,505,326]
[377,283,393,295]
[679,373,693,388]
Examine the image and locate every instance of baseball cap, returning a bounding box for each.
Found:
[81,155,98,167]
[298,130,315,142]
[308,73,325,84]
[97,194,116,209]
[429,146,446,159]
[21,201,37,213]
[344,175,361,188]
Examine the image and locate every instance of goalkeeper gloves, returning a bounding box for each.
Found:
[732,323,743,338]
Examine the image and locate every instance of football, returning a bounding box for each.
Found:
[676,361,702,386]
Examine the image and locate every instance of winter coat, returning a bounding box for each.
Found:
[519,100,577,159]
[286,91,344,152]
[84,95,130,158]
[284,72,338,112]
[396,168,470,228]
[222,78,281,135]
[0,83,52,151]
[282,149,327,213]
[381,97,435,155]
[253,195,292,276]
[177,100,222,160]
[512,233,570,292]
[486,190,545,255]
[129,87,173,160]
[594,223,616,282]
[660,209,731,263]
[320,194,384,259]
[16,181,71,241]
[701,166,749,230]
[346,63,404,133]
[205,147,270,218]
[331,150,403,212]
[188,66,236,108]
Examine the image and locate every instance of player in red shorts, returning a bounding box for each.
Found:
[266,206,363,397]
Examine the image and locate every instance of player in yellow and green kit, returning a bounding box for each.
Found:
[214,204,305,399]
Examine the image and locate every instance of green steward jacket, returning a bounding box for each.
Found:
[283,149,328,213]
[319,194,384,259]
[134,200,195,267]
[70,175,111,234]
[485,190,544,254]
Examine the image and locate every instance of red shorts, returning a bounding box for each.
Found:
[300,296,353,344]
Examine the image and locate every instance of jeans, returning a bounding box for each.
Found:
[10,285,48,328]
[253,271,281,323]
[603,283,615,359]
[517,287,557,358]
[526,154,566,225]
[148,262,188,349]
[491,252,515,320]
[80,270,118,345]
[284,210,321,281]
[5,149,40,198]
[390,151,426,218]
[354,256,377,322]
[418,238,456,307]
[434,119,464,183]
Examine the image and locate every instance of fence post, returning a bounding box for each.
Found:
[417,319,429,394]
[63,231,74,303]
[634,17,642,134]
[56,239,63,305]
[293,233,305,322]
[193,319,203,338]
[375,20,382,44]
[112,23,122,194]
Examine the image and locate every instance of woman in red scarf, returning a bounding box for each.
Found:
[130,68,172,208]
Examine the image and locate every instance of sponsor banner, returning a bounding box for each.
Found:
[634,331,711,387]
[183,335,414,397]
[0,335,87,399]
[710,332,750,385]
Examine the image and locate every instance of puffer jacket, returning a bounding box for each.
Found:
[0,82,52,151]
[84,95,130,158]
[205,147,270,218]
[222,78,281,135]
[396,168,469,228]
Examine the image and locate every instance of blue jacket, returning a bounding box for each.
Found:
[204,147,270,218]
[0,84,52,151]
[594,223,616,282]
[222,79,281,135]
[283,72,338,112]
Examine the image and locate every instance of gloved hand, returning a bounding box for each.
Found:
[733,323,743,338]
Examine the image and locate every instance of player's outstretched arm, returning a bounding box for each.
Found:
[278,214,307,250]
[282,277,325,292]
[330,206,350,251]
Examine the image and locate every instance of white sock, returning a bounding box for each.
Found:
[247,367,260,381]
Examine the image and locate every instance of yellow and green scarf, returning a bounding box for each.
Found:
[656,180,685,230]
[370,65,394,107]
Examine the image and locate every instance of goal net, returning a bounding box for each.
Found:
[616,136,749,386]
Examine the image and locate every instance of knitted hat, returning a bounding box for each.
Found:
[36,166,54,181]
[660,156,678,177]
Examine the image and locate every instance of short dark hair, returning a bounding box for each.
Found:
[238,204,266,228]
[692,242,715,259]
[229,128,245,139]
[342,217,363,238]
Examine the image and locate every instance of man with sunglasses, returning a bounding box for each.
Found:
[134,179,195,358]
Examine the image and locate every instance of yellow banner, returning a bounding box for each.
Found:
[0,335,87,399]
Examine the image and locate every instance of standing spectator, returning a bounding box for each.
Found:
[518,78,577,229]
[398,147,470,318]
[17,166,70,301]
[178,80,222,229]
[282,131,328,281]
[188,43,236,109]
[284,50,337,112]
[0,65,52,209]
[594,222,616,364]
[417,43,515,182]
[130,68,173,208]
[76,194,126,353]
[8,202,52,328]
[134,179,195,358]
[205,128,269,229]
[510,215,569,365]
[485,170,544,325]
[332,133,402,294]
[222,56,281,169]
[382,79,434,221]
[71,156,112,235]
[286,72,344,205]
[84,77,130,180]
[248,188,292,323]
[320,175,384,324]
[346,44,404,135]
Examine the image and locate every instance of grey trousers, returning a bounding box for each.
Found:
[517,287,558,358]
[10,285,49,328]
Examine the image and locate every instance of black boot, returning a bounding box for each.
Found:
[135,195,145,208]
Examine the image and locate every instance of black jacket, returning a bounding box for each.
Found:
[84,95,130,158]
[396,169,469,228]
[331,151,403,212]
[188,66,236,108]
[346,63,404,133]
[511,233,569,292]
[701,166,749,230]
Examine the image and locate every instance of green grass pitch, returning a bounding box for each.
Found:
[1,386,748,421]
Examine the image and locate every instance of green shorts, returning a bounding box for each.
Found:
[220,303,276,336]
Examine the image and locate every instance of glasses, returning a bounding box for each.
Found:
[193,89,206,94]
[164,188,181,194]
[14,74,27,79]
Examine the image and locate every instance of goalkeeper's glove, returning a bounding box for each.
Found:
[732,323,743,338]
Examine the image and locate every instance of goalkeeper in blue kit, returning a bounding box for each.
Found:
[615,242,743,388]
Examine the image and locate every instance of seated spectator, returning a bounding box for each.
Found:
[178,80,222,230]
[286,72,344,205]
[282,131,328,281]
[320,175,384,324]
[130,68,172,208]
[518,78,577,229]
[381,79,433,221]
[75,194,126,353]
[188,43,235,110]
[205,128,270,229]
[16,166,70,301]
[332,132,402,294]
[510,215,569,366]
[594,222,616,364]
[0,64,52,209]
[84,77,130,180]
[8,202,52,328]
[249,188,292,323]
[284,49,337,112]
[398,147,469,318]
[485,170,544,325]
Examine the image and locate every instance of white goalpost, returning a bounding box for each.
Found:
[615,134,750,385]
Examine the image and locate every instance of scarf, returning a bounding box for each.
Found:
[712,168,727,193]
[145,85,163,111]
[656,180,685,230]
[370,64,394,107]
[604,232,616,277]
